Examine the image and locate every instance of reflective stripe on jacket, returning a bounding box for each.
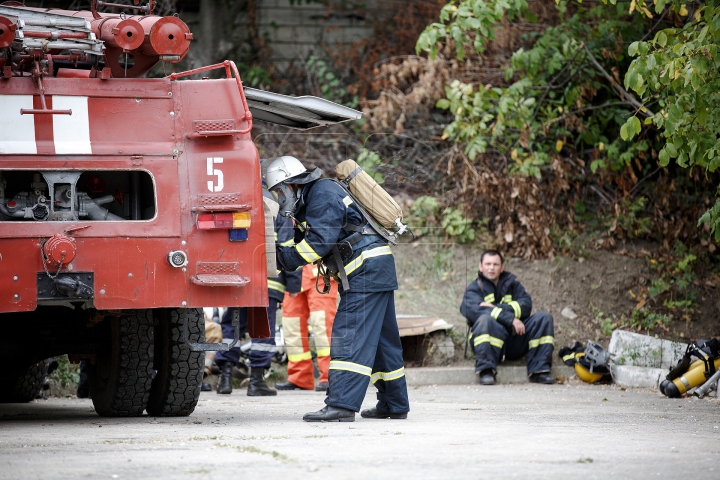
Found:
[460,271,532,330]
[277,179,397,292]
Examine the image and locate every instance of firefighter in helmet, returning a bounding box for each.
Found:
[215,191,300,396]
[265,156,409,422]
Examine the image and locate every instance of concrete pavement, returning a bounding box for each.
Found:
[1,381,719,479]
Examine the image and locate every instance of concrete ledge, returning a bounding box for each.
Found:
[405,365,575,386]
[405,364,669,389]
[612,365,666,389]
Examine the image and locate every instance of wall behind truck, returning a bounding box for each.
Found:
[181,0,376,76]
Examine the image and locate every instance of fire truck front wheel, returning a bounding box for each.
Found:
[0,360,49,403]
[146,308,205,417]
[88,310,155,417]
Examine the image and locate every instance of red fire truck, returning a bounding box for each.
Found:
[0,1,360,416]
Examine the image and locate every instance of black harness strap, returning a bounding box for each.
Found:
[332,244,350,291]
[341,167,363,186]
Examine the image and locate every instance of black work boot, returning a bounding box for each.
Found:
[360,407,407,419]
[216,362,233,394]
[275,380,309,390]
[247,368,277,397]
[303,405,355,422]
[529,372,555,384]
[478,369,495,385]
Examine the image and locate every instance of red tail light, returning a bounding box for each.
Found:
[196,212,251,229]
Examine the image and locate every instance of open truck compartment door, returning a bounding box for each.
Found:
[244,87,362,129]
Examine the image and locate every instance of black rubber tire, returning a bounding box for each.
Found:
[88,310,154,417]
[146,308,205,417]
[0,360,48,403]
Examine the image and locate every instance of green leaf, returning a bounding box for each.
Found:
[646,54,657,70]
[655,0,668,13]
[656,31,667,47]
[658,148,670,166]
[665,143,678,157]
[632,116,642,135]
[620,122,630,141]
[633,73,644,91]
[628,41,639,56]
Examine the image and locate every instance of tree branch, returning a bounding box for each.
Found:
[583,45,654,117]
[543,101,634,129]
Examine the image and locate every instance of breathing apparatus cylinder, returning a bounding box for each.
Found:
[335,160,404,231]
[660,355,720,398]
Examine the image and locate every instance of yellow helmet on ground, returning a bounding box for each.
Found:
[560,341,611,384]
[574,353,606,383]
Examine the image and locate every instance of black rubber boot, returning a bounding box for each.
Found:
[303,405,355,422]
[76,359,91,399]
[216,362,233,394]
[247,368,277,397]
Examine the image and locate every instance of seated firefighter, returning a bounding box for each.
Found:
[460,250,555,385]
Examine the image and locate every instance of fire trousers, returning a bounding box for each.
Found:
[281,265,338,390]
[326,290,409,414]
[215,298,278,369]
[471,312,555,375]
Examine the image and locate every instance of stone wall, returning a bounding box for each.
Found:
[254,0,375,71]
[181,0,376,74]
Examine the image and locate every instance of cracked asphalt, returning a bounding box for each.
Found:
[1,382,719,479]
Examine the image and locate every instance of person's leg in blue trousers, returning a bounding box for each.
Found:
[326,290,408,413]
[215,307,247,366]
[248,298,278,369]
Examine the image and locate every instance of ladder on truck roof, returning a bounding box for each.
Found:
[0,5,103,54]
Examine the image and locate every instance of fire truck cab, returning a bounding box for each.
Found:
[0,2,360,416]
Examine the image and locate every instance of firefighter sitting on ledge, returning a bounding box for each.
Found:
[460,250,555,385]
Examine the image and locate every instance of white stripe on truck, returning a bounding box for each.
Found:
[53,96,92,154]
[0,95,37,154]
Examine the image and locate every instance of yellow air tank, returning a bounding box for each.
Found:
[660,355,720,398]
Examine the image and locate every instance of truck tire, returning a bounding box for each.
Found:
[146,308,205,417]
[0,360,48,403]
[89,310,154,417]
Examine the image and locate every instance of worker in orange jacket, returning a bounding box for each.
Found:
[276,263,338,391]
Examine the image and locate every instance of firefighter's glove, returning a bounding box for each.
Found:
[276,246,290,272]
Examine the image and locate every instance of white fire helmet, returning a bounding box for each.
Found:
[264,156,307,191]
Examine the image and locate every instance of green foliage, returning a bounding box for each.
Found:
[356,148,385,184]
[416,0,528,60]
[409,196,479,242]
[601,317,614,336]
[50,355,79,389]
[441,207,476,242]
[409,196,440,234]
[307,55,358,108]
[418,0,651,181]
[591,304,616,335]
[648,247,698,301]
[608,197,653,239]
[628,308,671,332]
[243,65,272,89]
[624,1,720,239]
